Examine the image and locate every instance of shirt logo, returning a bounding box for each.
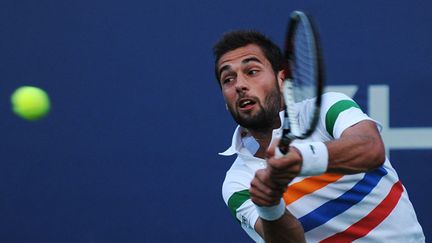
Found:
[309,144,316,154]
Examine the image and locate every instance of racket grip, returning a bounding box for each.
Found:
[275,147,285,159]
[276,137,291,158]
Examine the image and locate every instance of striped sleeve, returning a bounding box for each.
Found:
[222,165,252,222]
[222,163,263,242]
[320,92,381,139]
[227,189,250,220]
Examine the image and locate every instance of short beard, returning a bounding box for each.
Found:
[228,84,282,133]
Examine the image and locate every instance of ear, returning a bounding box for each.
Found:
[277,70,285,89]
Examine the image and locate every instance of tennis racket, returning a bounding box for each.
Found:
[276,11,325,158]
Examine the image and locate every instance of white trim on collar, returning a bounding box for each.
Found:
[219,111,285,156]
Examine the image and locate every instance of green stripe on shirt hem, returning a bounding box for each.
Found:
[228,189,251,222]
[326,100,361,137]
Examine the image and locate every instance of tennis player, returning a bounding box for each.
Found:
[213,30,425,242]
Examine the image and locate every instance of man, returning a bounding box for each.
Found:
[213,30,425,242]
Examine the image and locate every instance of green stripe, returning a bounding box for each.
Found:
[227,189,251,222]
[325,100,361,137]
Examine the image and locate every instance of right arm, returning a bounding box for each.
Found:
[254,211,305,243]
[249,149,306,243]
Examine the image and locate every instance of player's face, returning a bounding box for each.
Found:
[217,44,284,131]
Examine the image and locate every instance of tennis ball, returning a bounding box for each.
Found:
[11,86,51,121]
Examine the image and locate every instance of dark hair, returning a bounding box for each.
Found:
[213,30,283,84]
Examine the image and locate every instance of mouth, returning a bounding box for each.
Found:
[238,98,257,111]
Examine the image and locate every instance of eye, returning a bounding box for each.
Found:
[248,69,259,76]
[222,77,234,84]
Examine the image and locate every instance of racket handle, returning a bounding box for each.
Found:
[275,147,285,159]
[276,136,292,158]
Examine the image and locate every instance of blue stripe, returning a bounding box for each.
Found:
[299,167,388,232]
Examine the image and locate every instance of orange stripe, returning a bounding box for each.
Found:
[283,173,344,205]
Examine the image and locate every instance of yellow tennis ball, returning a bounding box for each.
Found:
[11,86,51,121]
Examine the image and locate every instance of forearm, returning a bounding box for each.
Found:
[325,120,386,174]
[255,211,305,243]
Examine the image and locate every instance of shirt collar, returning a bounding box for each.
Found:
[219,111,285,156]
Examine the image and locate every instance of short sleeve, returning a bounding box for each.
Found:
[320,92,381,139]
[222,162,264,242]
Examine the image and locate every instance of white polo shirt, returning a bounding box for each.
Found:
[220,92,425,242]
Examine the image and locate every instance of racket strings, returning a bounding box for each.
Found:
[279,11,323,148]
[292,21,317,104]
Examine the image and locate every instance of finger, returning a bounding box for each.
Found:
[250,173,285,202]
[266,138,280,158]
[250,189,276,206]
[255,169,286,192]
[249,183,283,206]
[267,148,302,173]
[266,159,299,186]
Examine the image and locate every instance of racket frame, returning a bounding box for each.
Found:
[278,11,325,155]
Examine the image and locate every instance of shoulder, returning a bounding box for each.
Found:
[297,92,360,119]
[319,92,377,138]
[321,92,360,110]
[222,158,254,202]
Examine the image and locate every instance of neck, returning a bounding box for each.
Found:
[247,119,280,158]
[248,129,272,159]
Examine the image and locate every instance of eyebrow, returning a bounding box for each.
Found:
[218,57,263,78]
[218,65,232,78]
[242,57,262,65]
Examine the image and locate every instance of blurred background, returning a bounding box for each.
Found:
[0,0,430,242]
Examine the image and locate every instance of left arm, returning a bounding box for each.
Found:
[268,119,385,177]
[325,120,385,174]
[254,119,386,200]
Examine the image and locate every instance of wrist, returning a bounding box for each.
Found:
[291,142,328,176]
[255,199,286,221]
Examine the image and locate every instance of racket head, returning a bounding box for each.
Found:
[279,11,324,152]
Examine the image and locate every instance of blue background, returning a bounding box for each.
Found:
[0,0,430,242]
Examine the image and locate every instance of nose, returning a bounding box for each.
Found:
[235,74,249,93]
